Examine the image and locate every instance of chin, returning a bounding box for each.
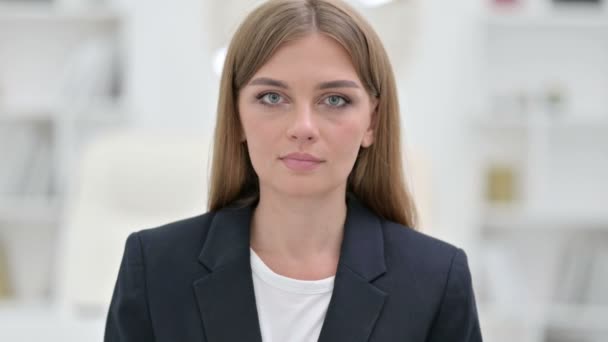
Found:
[264,176,343,199]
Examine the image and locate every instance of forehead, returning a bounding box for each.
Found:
[252,33,360,83]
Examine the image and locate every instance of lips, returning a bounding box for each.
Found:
[279,152,324,171]
[280,152,323,162]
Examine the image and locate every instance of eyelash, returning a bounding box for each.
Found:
[255,92,352,109]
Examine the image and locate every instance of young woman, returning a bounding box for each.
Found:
[104,1,483,341]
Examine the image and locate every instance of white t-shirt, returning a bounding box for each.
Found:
[250,248,335,342]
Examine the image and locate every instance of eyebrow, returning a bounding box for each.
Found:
[248,77,361,90]
[249,77,288,89]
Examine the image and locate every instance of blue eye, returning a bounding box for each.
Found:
[324,95,349,107]
[259,92,283,105]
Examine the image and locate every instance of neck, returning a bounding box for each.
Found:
[250,186,347,263]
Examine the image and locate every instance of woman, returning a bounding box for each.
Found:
[104,0,483,341]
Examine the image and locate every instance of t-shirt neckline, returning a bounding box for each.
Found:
[250,247,335,294]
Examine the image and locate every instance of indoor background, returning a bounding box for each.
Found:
[0,0,607,341]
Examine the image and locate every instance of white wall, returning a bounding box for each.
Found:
[398,0,484,249]
[116,0,216,134]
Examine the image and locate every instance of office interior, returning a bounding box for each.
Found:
[0,0,607,341]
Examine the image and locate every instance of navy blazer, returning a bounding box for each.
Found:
[105,196,483,341]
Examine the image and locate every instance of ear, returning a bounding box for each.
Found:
[361,98,378,148]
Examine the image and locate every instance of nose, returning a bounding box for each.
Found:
[286,104,318,143]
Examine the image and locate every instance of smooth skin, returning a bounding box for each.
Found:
[238,33,378,281]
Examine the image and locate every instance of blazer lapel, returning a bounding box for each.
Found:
[192,204,263,342]
[191,195,387,342]
[317,196,388,342]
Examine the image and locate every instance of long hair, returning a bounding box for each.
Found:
[208,0,418,229]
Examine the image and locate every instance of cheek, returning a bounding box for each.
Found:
[240,100,266,143]
[327,119,368,166]
[239,97,283,141]
[239,110,282,173]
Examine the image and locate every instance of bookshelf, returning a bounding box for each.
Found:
[0,1,126,306]
[475,1,608,341]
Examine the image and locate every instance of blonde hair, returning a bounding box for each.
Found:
[208,0,418,229]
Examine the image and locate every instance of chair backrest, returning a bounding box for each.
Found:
[54,128,211,314]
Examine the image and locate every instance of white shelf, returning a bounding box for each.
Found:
[479,301,545,342]
[0,196,60,225]
[0,108,55,123]
[481,205,608,232]
[0,3,121,24]
[0,104,128,124]
[480,301,608,341]
[483,12,608,32]
[547,303,608,332]
[472,115,608,132]
[0,300,105,341]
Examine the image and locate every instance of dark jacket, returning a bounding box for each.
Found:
[105,196,483,341]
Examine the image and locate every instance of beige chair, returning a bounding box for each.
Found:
[54,128,211,314]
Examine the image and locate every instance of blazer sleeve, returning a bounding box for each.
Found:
[426,248,483,342]
[104,232,155,342]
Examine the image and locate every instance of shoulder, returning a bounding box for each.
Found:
[137,211,216,244]
[369,221,481,340]
[382,220,461,258]
[126,211,217,267]
[380,219,467,284]
[378,225,483,341]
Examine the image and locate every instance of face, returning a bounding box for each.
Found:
[238,33,378,199]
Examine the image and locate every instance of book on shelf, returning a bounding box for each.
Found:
[0,122,54,200]
[0,238,11,299]
[54,36,122,113]
[0,124,39,196]
[19,130,53,198]
[583,240,608,306]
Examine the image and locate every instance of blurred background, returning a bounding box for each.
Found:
[0,0,607,340]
